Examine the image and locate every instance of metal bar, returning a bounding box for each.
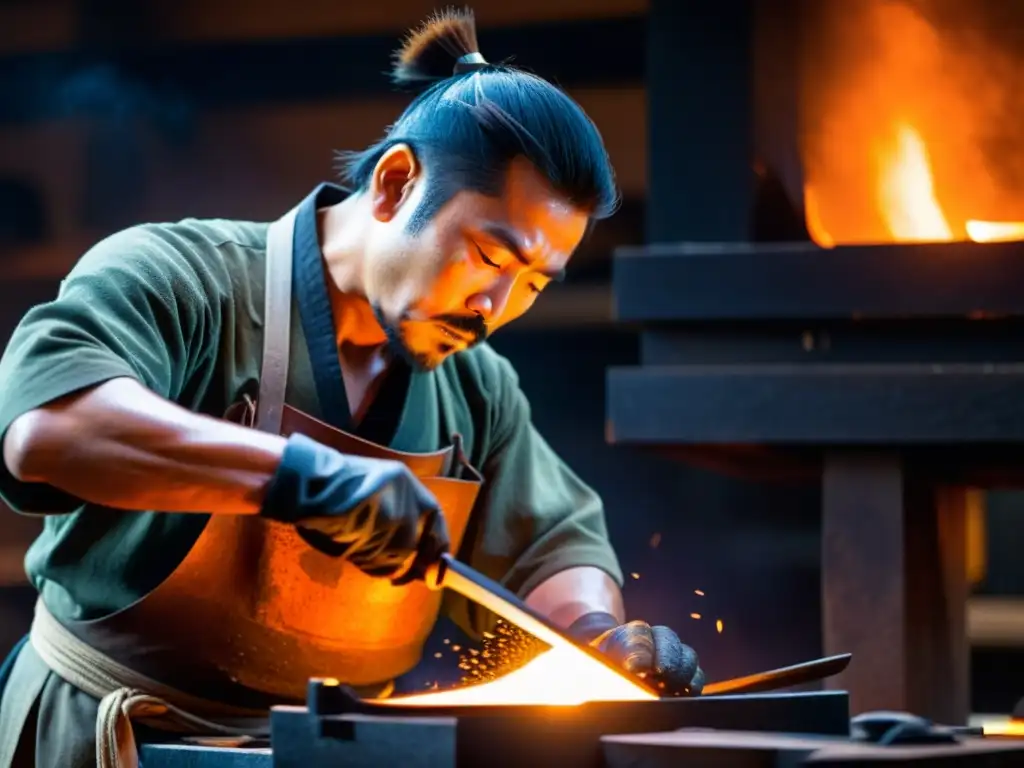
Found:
[703,653,851,696]
[426,555,659,697]
[613,240,1024,321]
[607,363,1024,444]
[274,690,852,768]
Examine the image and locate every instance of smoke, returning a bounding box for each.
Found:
[909,0,1024,197]
[800,0,1024,240]
[51,63,195,145]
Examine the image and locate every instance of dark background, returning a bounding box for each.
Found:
[0,0,1021,713]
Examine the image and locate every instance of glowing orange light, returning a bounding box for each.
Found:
[812,122,1024,245]
[980,720,1024,738]
[381,643,656,707]
[876,123,953,242]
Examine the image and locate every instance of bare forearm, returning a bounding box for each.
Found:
[524,566,625,628]
[3,377,287,514]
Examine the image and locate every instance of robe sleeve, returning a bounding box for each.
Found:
[0,225,216,514]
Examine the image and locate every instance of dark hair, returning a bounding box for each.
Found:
[337,8,620,234]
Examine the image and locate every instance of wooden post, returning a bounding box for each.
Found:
[822,451,970,724]
[646,0,756,243]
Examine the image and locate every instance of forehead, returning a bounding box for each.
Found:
[451,158,589,255]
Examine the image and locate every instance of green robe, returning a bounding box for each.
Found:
[0,201,623,766]
[0,210,622,637]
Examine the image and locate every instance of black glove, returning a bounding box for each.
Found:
[261,433,449,580]
[568,612,704,697]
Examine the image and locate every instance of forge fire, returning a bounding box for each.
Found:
[801,0,1024,247]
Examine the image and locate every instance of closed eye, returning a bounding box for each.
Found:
[473,239,542,293]
[472,241,501,269]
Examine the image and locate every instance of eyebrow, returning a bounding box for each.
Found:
[482,224,566,282]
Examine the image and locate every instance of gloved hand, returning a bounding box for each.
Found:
[261,433,449,580]
[569,613,704,696]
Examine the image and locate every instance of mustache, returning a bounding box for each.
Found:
[431,313,488,341]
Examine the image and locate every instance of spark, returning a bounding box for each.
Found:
[649,533,662,549]
[716,619,724,633]
[690,613,702,620]
[694,589,704,596]
[630,572,640,580]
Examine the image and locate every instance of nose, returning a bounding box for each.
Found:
[466,274,515,321]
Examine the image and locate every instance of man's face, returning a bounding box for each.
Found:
[363,146,589,371]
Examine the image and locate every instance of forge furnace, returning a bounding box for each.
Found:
[609,0,1024,724]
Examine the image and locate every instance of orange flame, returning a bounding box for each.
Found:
[876,124,953,242]
[810,121,1024,245]
[800,2,1024,247]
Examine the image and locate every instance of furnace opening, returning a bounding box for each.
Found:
[800,0,1024,246]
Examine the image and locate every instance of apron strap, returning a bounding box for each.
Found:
[28,599,268,768]
[254,209,298,435]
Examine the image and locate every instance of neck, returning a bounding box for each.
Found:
[317,195,388,348]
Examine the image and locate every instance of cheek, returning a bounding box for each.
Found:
[413,257,494,313]
[370,233,453,312]
[489,283,541,331]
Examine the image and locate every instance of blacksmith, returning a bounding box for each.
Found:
[0,10,702,767]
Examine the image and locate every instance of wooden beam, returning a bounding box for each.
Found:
[0,15,645,126]
[969,597,1024,647]
[0,1,76,55]
[0,88,646,242]
[0,0,649,54]
[151,0,648,42]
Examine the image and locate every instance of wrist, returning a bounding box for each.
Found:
[566,611,621,644]
[260,433,337,522]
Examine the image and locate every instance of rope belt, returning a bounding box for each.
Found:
[29,599,268,768]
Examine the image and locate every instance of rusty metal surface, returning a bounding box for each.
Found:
[137,684,851,767]
[261,683,851,768]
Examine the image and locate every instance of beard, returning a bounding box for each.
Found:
[373,305,488,372]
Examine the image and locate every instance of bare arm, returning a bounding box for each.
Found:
[525,566,625,628]
[3,377,286,515]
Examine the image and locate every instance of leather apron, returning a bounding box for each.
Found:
[55,209,484,709]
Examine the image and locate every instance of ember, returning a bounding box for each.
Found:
[981,720,1024,738]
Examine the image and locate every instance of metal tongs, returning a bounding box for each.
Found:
[425,553,851,697]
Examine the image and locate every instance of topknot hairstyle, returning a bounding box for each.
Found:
[393,8,484,83]
[338,7,619,234]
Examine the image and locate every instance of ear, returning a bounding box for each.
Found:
[370,143,421,223]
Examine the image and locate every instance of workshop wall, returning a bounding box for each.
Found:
[0,0,1020,704]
